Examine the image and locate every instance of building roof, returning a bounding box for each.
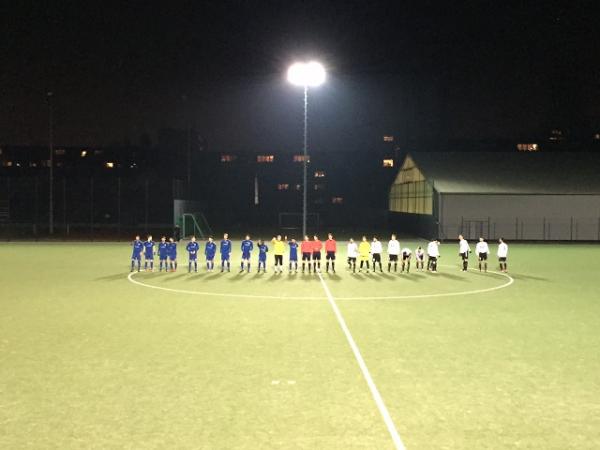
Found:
[406,151,600,195]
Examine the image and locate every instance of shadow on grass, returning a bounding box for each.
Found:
[349,273,367,281]
[433,272,467,281]
[184,272,207,281]
[161,273,188,282]
[509,273,550,282]
[95,273,127,282]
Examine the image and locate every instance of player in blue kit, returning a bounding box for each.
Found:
[240,234,254,273]
[257,240,268,273]
[131,235,144,272]
[288,237,299,273]
[205,236,217,271]
[220,233,232,272]
[167,237,177,272]
[143,235,155,271]
[158,236,169,272]
[186,236,200,273]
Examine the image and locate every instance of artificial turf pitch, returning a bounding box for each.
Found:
[1,241,599,449]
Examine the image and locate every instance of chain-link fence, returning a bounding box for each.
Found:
[0,176,185,239]
[439,216,600,241]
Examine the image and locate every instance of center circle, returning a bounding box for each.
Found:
[127,265,514,301]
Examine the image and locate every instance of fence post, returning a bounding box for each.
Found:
[515,217,519,240]
[543,217,546,241]
[570,216,573,241]
[62,177,67,236]
[117,177,121,239]
[90,177,94,238]
[34,176,39,234]
[144,179,149,232]
[520,219,524,240]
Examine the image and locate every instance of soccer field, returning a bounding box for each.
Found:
[1,241,599,449]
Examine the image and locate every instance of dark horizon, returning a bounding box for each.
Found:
[2,1,599,150]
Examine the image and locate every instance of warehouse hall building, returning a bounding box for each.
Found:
[389,152,600,241]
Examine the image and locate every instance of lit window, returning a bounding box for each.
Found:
[383,135,394,142]
[80,150,88,157]
[3,161,13,167]
[295,184,302,191]
[277,183,289,191]
[517,143,539,152]
[314,170,326,178]
[94,149,103,155]
[331,197,344,204]
[55,162,62,168]
[105,162,115,168]
[594,133,600,141]
[314,183,325,191]
[220,154,237,163]
[29,162,37,167]
[293,154,310,162]
[257,155,274,163]
[54,148,66,155]
[383,159,394,168]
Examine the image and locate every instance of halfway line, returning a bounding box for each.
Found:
[317,272,407,450]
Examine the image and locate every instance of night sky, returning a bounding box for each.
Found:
[2,1,599,151]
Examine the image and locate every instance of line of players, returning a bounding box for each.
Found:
[131,233,509,274]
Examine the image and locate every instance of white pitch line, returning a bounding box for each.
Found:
[317,272,406,450]
[127,270,514,301]
[127,272,325,300]
[337,270,514,300]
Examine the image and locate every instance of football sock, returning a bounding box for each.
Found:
[131,261,135,271]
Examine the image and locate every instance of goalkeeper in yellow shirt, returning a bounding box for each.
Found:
[358,236,371,273]
[271,235,286,274]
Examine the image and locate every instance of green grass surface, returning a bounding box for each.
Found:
[1,241,599,449]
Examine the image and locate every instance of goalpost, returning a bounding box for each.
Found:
[181,213,212,239]
[278,212,320,232]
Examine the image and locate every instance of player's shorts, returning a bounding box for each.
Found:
[428,256,438,262]
[258,257,266,264]
[274,255,283,265]
[159,254,168,261]
[188,253,197,261]
[242,251,251,260]
[416,254,424,261]
[372,253,381,263]
[359,255,370,262]
[144,253,154,260]
[389,254,398,262]
[132,253,142,261]
[221,253,230,261]
[312,251,321,261]
[168,253,177,260]
[289,254,298,262]
[206,255,215,262]
[478,252,488,261]
[460,252,469,260]
[402,252,411,261]
[302,252,311,261]
[326,251,335,260]
[348,257,357,263]
[498,257,507,262]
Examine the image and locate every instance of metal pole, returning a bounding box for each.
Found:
[62,177,66,233]
[90,177,94,236]
[302,85,308,237]
[117,177,121,238]
[47,91,54,235]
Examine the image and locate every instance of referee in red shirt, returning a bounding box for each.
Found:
[325,233,337,273]
[301,235,313,273]
[312,235,323,273]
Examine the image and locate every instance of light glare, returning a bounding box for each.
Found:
[287,61,326,87]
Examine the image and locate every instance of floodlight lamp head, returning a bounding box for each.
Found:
[287,61,326,87]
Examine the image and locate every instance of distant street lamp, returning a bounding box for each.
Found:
[287,61,326,237]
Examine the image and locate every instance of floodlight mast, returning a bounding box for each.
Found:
[287,62,325,237]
